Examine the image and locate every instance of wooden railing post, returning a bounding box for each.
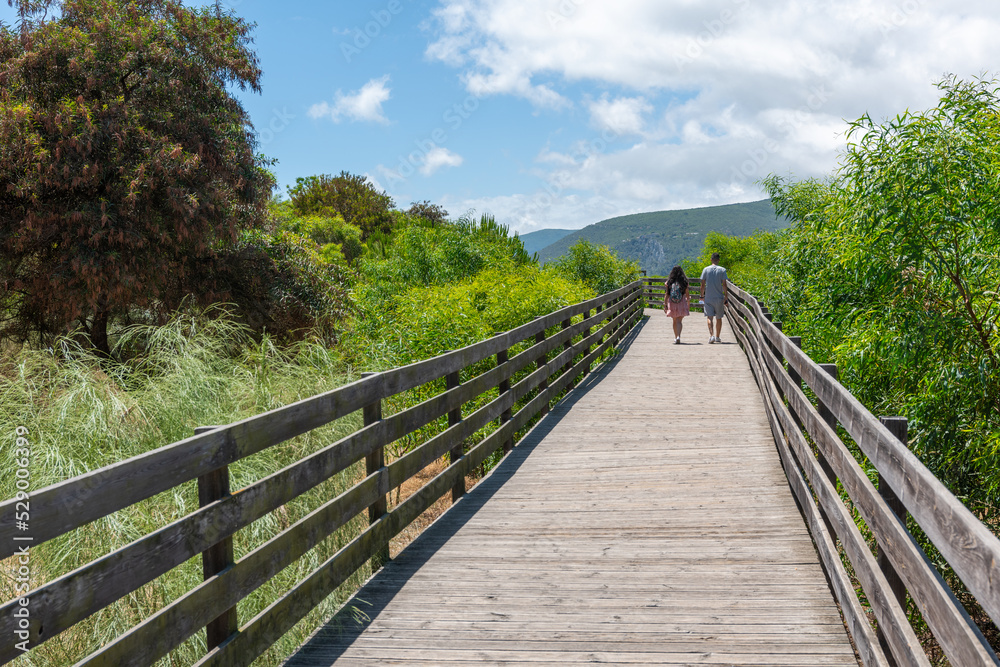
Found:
[772,321,785,402]
[816,363,840,538]
[608,299,621,345]
[633,285,642,327]
[194,425,238,651]
[877,416,909,661]
[535,326,549,416]
[494,334,513,455]
[361,372,389,568]
[582,308,593,377]
[561,317,574,389]
[445,364,465,502]
[787,336,804,430]
[787,336,802,390]
[761,310,775,360]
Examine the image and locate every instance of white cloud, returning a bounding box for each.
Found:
[375,145,464,186]
[309,75,392,124]
[420,147,464,176]
[588,95,652,137]
[422,0,1000,228]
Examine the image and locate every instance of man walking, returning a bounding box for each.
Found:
[700,252,728,343]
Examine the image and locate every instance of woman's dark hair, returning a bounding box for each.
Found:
[666,265,688,294]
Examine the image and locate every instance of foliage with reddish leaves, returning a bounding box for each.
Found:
[206,230,354,345]
[0,0,275,353]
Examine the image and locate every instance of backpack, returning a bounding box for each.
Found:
[668,281,685,303]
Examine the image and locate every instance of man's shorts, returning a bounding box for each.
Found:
[704,298,725,318]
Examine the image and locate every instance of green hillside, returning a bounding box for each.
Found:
[519,228,575,256]
[537,200,788,275]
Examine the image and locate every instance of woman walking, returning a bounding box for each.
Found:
[663,265,691,344]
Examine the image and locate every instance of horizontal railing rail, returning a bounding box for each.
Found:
[642,276,704,311]
[0,281,645,666]
[727,282,1000,667]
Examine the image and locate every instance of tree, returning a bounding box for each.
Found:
[406,200,448,226]
[0,0,274,354]
[762,75,1000,512]
[287,172,395,240]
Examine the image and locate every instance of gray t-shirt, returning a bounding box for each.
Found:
[700,264,728,301]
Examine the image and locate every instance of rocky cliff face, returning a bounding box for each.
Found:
[615,235,669,275]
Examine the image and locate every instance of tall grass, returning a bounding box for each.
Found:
[0,310,370,666]
[0,230,643,665]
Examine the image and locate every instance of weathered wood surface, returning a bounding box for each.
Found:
[285,309,856,666]
[728,283,1000,633]
[729,288,1000,666]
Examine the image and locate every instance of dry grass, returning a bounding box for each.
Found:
[388,457,482,559]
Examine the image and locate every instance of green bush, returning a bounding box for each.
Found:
[286,172,395,240]
[549,239,640,295]
[277,213,365,265]
[353,214,534,329]
[357,265,591,367]
[208,230,354,344]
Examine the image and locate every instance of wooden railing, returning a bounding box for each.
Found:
[642,276,704,311]
[727,282,1000,667]
[0,281,645,666]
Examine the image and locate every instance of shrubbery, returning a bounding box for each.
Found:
[550,239,641,295]
[208,229,354,344]
[286,172,396,240]
[357,265,591,368]
[702,75,1000,528]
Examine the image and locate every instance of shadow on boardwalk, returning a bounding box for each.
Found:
[285,317,649,665]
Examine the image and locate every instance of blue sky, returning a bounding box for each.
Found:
[3,1,999,233]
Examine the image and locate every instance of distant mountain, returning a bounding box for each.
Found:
[536,200,788,275]
[518,228,575,256]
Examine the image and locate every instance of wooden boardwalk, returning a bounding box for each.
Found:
[285,309,857,666]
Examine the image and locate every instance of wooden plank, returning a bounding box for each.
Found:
[194,425,238,650]
[729,302,923,667]
[497,344,512,455]
[0,373,383,558]
[878,416,910,662]
[731,286,1000,665]
[446,368,464,502]
[733,282,1000,632]
[285,304,853,666]
[362,375,389,570]
[535,328,549,417]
